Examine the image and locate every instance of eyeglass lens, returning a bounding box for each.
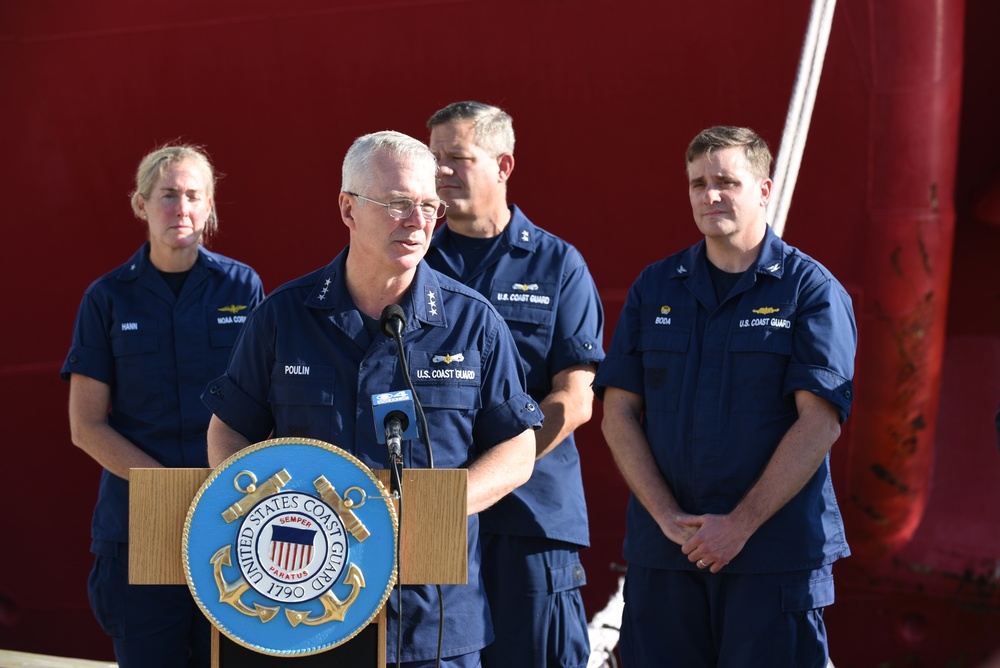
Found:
[387,199,447,220]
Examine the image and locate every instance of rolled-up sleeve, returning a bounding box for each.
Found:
[784,279,857,423]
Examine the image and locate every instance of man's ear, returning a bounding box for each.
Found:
[340,192,357,231]
[498,152,515,183]
[759,177,773,206]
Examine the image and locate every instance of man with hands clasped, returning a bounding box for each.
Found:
[596,126,857,668]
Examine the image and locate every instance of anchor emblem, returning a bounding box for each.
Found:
[182,438,399,656]
[208,468,373,627]
[286,563,366,626]
[210,545,280,622]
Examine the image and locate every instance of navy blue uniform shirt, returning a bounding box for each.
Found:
[202,249,542,663]
[62,243,264,545]
[426,205,604,547]
[595,226,856,574]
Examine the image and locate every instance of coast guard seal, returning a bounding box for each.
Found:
[183,438,398,656]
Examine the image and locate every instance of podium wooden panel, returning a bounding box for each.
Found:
[130,468,210,586]
[129,466,467,665]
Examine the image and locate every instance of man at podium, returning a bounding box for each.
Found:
[203,130,540,667]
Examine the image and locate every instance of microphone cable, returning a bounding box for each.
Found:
[381,304,434,468]
[380,305,443,668]
[389,437,404,668]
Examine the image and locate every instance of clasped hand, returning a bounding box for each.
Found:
[663,513,752,574]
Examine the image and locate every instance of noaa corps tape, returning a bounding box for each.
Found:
[183,438,398,656]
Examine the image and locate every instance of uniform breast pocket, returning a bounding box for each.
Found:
[639,328,690,414]
[494,301,552,340]
[409,348,483,466]
[209,326,240,348]
[491,279,555,341]
[411,383,482,468]
[208,326,240,373]
[110,324,162,412]
[415,383,483,411]
[269,366,337,440]
[729,328,792,414]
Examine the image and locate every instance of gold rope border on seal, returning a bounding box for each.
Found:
[181,437,399,657]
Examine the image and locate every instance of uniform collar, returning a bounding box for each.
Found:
[672,224,786,281]
[406,262,447,329]
[115,243,221,282]
[750,225,786,279]
[502,204,536,252]
[431,203,536,253]
[304,249,449,331]
[304,249,349,310]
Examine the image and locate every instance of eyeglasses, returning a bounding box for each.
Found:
[345,192,448,220]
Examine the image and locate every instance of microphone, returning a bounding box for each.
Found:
[372,390,418,459]
[375,307,416,666]
[380,304,406,340]
[377,303,434,469]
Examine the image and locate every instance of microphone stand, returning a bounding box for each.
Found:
[387,424,404,668]
[386,419,405,495]
[380,305,442,668]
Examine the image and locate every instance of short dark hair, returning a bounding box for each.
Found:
[686,126,772,181]
[427,101,514,157]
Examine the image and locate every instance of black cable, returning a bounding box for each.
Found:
[382,305,441,666]
[390,329,442,668]
[389,327,434,469]
[391,456,403,668]
[435,584,443,668]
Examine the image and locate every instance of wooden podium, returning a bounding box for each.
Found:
[130,466,467,666]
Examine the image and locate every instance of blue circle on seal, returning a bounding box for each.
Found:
[183,438,398,656]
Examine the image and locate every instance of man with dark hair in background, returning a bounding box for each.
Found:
[597,126,857,667]
[426,101,605,668]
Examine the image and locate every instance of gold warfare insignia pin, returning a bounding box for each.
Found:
[432,353,465,365]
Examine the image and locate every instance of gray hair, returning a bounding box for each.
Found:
[130,144,219,242]
[341,131,437,194]
[686,126,773,182]
[426,101,515,157]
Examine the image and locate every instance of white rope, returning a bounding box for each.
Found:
[586,576,625,668]
[768,0,837,238]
